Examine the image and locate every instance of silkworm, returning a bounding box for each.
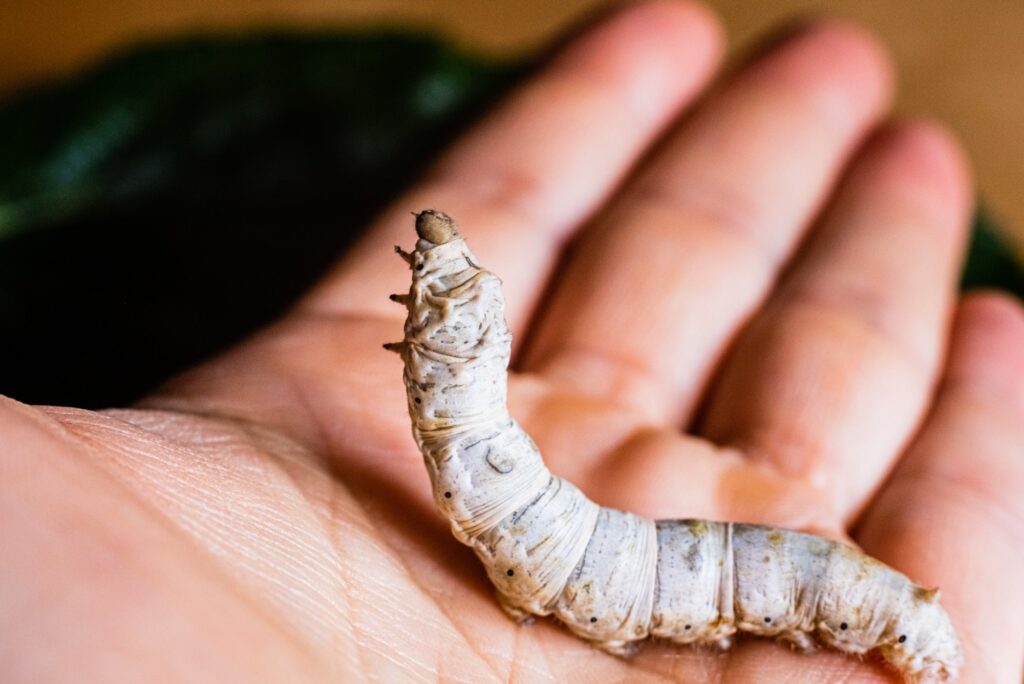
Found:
[387,210,962,683]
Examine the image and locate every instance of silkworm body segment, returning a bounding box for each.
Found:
[391,210,962,683]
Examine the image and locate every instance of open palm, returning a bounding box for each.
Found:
[3,3,1023,682]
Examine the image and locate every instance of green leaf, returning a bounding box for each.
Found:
[962,207,1024,299]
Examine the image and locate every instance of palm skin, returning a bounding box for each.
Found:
[3,3,1024,683]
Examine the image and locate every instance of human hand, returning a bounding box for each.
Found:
[3,2,1022,682]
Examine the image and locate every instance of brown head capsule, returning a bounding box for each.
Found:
[415,210,459,245]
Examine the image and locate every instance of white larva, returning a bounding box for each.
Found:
[387,210,963,683]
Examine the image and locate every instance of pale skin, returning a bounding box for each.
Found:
[2,2,1023,682]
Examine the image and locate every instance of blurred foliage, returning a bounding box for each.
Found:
[0,32,519,407]
[962,209,1024,296]
[0,31,1020,408]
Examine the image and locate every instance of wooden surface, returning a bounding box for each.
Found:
[2,0,1021,248]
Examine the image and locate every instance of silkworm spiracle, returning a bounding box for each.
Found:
[388,210,963,683]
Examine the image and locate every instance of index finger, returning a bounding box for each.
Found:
[300,0,722,335]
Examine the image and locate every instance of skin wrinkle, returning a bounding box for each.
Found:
[57,409,357,664]
[60,407,497,682]
[505,629,568,683]
[708,309,934,489]
[335,506,507,681]
[280,392,509,681]
[2,402,336,681]
[325,478,500,682]
[934,380,1024,437]
[616,652,696,683]
[93,408,326,489]
[532,633,561,684]
[640,644,730,684]
[873,469,1024,559]
[626,178,785,269]
[506,608,525,684]
[772,284,944,383]
[383,544,507,683]
[287,373,336,462]
[137,389,319,450]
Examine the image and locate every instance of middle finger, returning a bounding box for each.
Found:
[520,21,892,423]
[700,122,971,519]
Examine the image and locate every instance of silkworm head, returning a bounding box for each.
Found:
[415,210,459,245]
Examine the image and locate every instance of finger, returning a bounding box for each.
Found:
[701,121,972,518]
[302,0,722,336]
[520,20,893,422]
[856,293,1024,684]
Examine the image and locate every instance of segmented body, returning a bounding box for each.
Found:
[389,211,962,682]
